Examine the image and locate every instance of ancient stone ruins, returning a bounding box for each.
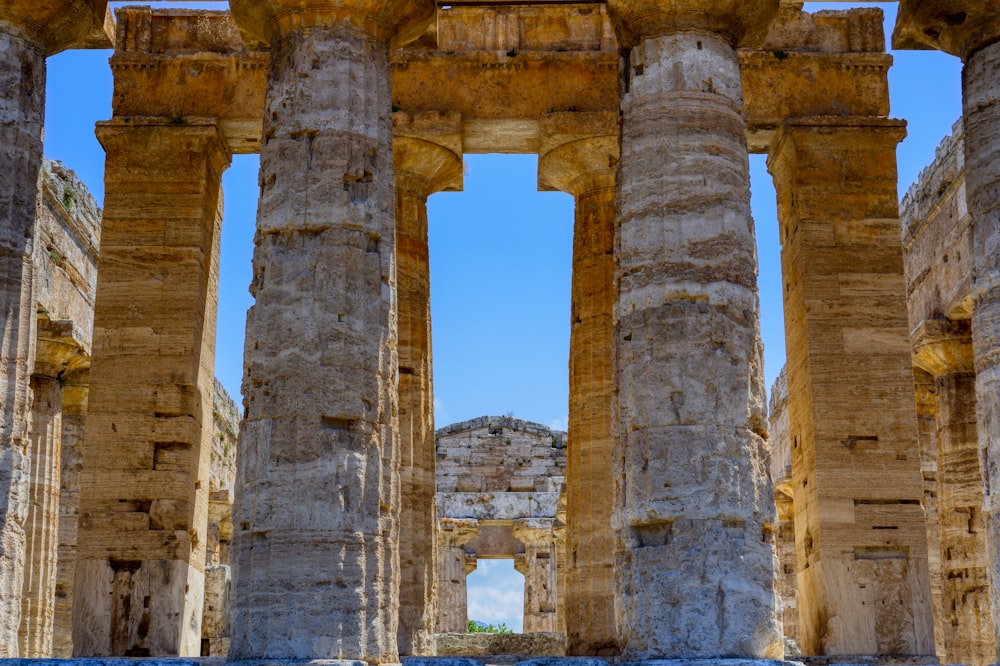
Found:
[1,0,1000,665]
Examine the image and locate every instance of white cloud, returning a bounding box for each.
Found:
[434,397,448,425]
[466,559,525,632]
[548,416,568,432]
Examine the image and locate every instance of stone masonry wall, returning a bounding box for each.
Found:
[437,416,566,493]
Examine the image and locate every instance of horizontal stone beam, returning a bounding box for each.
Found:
[109,5,891,154]
[437,492,560,520]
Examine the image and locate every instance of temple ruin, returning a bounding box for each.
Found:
[1,1,999,665]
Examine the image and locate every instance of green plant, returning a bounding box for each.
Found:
[468,620,512,634]
[61,188,76,212]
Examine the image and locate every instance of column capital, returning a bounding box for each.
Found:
[605,0,779,50]
[0,0,113,54]
[894,0,1000,60]
[230,0,434,46]
[96,118,232,180]
[513,517,556,547]
[538,112,618,198]
[912,318,975,377]
[33,317,88,380]
[393,112,464,197]
[438,517,479,548]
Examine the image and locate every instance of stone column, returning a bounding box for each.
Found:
[227,2,433,661]
[513,518,558,633]
[19,326,85,658]
[394,117,462,656]
[53,375,87,658]
[914,320,994,666]
[912,369,945,660]
[537,112,617,654]
[0,4,108,652]
[603,1,781,659]
[73,120,229,657]
[767,118,934,657]
[436,518,478,634]
[896,4,1000,655]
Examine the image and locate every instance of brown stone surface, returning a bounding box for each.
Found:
[538,112,617,656]
[608,1,781,659]
[73,120,229,657]
[768,118,933,657]
[108,6,892,155]
[395,114,463,657]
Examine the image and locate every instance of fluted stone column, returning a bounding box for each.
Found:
[603,1,781,659]
[912,369,945,660]
[394,120,462,656]
[73,120,229,657]
[227,2,433,660]
[914,320,994,666]
[513,518,559,633]
[436,518,478,634]
[0,4,109,653]
[768,118,933,657]
[537,113,617,654]
[19,327,85,658]
[896,4,1000,655]
[53,376,87,658]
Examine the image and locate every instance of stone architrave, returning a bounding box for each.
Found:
[0,2,111,654]
[394,114,463,657]
[72,120,229,657]
[436,518,478,634]
[768,118,934,657]
[895,3,1000,654]
[19,325,87,657]
[513,518,559,633]
[602,0,782,659]
[537,112,618,655]
[913,319,995,665]
[227,1,433,661]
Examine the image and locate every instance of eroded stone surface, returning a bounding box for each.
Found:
[608,1,782,658]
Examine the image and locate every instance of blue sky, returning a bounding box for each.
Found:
[43,1,962,634]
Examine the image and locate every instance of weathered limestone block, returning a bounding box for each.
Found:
[768,369,797,647]
[227,1,433,660]
[911,370,944,660]
[768,118,933,657]
[19,327,87,658]
[395,112,463,657]
[54,380,88,659]
[0,21,45,656]
[201,563,231,656]
[437,518,479,635]
[434,632,566,657]
[896,2,1000,653]
[513,518,560,634]
[605,0,782,659]
[73,120,229,657]
[436,417,567,494]
[913,322,993,666]
[537,112,617,656]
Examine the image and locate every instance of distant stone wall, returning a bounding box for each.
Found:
[768,369,796,647]
[435,416,567,637]
[436,415,566,493]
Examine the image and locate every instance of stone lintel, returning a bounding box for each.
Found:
[109,8,891,155]
[893,0,1000,60]
[911,318,974,377]
[228,0,434,46]
[0,0,113,54]
[537,112,618,196]
[438,492,560,520]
